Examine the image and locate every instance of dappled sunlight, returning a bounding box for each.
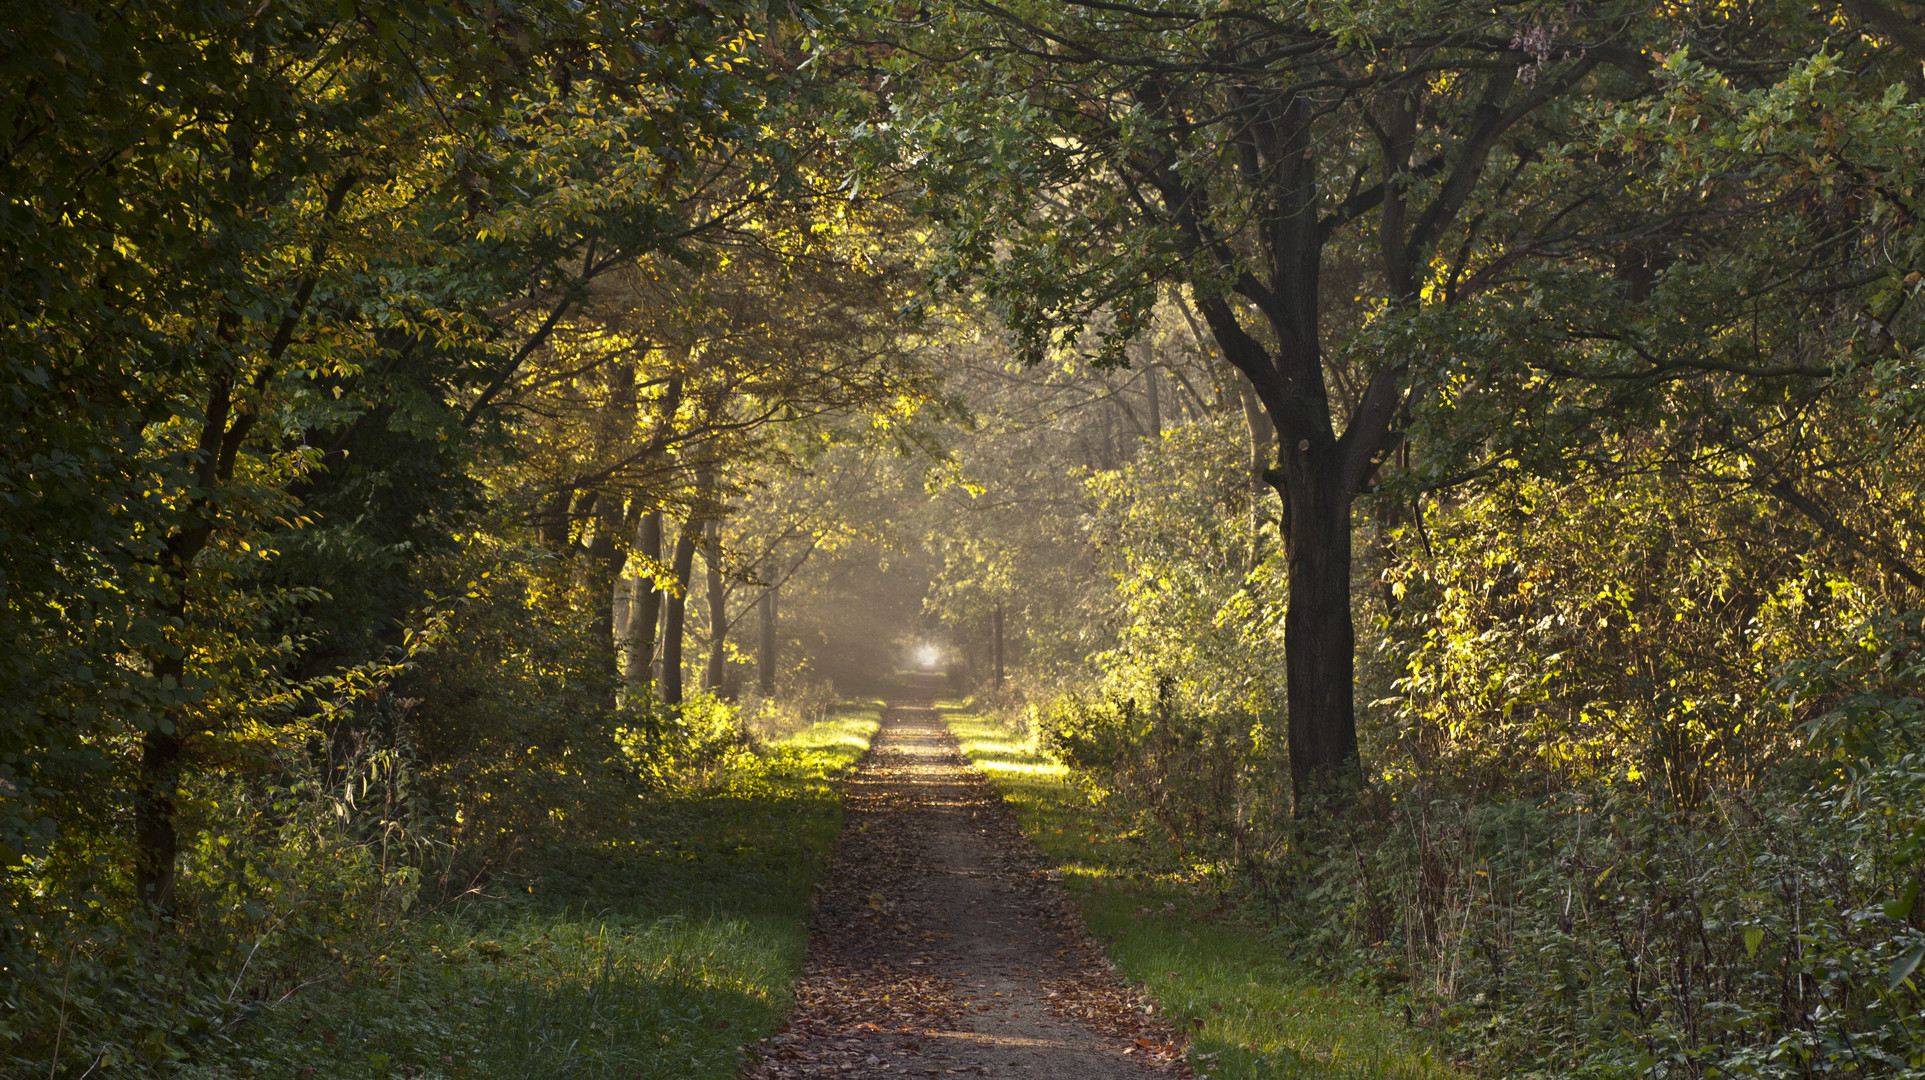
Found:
[974,758,1068,778]
[966,738,1046,758]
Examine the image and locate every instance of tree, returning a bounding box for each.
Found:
[2,0,796,911]
[1396,8,1925,602]
[883,0,1653,803]
[498,155,938,701]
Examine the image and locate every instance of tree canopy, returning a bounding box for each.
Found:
[6,0,1925,1075]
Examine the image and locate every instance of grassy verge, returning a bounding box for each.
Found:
[183,708,879,1080]
[944,706,1457,1080]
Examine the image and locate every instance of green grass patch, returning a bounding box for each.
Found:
[182,709,880,1080]
[945,707,1459,1080]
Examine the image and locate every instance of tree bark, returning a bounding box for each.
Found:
[589,498,640,670]
[1145,360,1163,438]
[1239,375,1276,569]
[704,519,729,697]
[620,510,664,699]
[1838,0,1925,63]
[992,604,1005,691]
[660,520,698,707]
[758,587,777,696]
[585,361,639,665]
[1274,458,1361,804]
[134,633,186,912]
[537,487,575,551]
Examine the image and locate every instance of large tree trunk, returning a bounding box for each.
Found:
[660,520,698,706]
[1274,461,1360,805]
[704,520,728,696]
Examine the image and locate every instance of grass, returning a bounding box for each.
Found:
[944,706,1460,1080]
[181,708,880,1080]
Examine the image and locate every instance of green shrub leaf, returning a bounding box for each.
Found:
[1883,881,1918,921]
[1887,942,1925,992]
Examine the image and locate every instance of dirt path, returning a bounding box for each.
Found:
[749,679,1185,1079]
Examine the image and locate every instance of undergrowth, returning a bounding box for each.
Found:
[146,708,879,1080]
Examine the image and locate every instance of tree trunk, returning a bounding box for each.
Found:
[1239,376,1276,569]
[620,510,664,700]
[584,361,639,669]
[134,650,185,912]
[704,520,728,696]
[1145,361,1162,438]
[590,498,639,677]
[1273,456,1360,807]
[992,604,1005,691]
[758,587,777,696]
[660,520,697,707]
[1100,394,1118,468]
[537,487,575,551]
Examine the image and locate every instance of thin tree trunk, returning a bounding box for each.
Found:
[621,510,664,699]
[704,519,729,697]
[1146,361,1162,438]
[1240,377,1276,569]
[758,587,777,696]
[135,622,187,911]
[993,604,1005,691]
[590,498,640,675]
[585,362,639,657]
[661,520,697,707]
[1240,378,1276,493]
[1101,394,1118,468]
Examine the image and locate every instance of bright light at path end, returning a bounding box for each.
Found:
[916,645,941,668]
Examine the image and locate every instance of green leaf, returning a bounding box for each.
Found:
[1885,881,1918,921]
[1888,942,1925,992]
[1743,927,1764,958]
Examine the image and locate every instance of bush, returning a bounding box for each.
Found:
[1,543,800,1077]
[1028,611,1925,1078]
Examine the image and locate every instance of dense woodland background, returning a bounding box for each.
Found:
[4,0,1925,1076]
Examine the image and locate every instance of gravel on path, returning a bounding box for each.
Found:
[748,677,1187,1079]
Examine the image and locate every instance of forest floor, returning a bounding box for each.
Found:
[747,674,1189,1079]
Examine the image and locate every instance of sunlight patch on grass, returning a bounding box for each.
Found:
[946,707,1461,1080]
[767,710,880,778]
[972,757,1069,777]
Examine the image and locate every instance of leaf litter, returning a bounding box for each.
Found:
[748,682,1190,1078]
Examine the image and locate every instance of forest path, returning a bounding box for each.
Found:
[747,676,1185,1079]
